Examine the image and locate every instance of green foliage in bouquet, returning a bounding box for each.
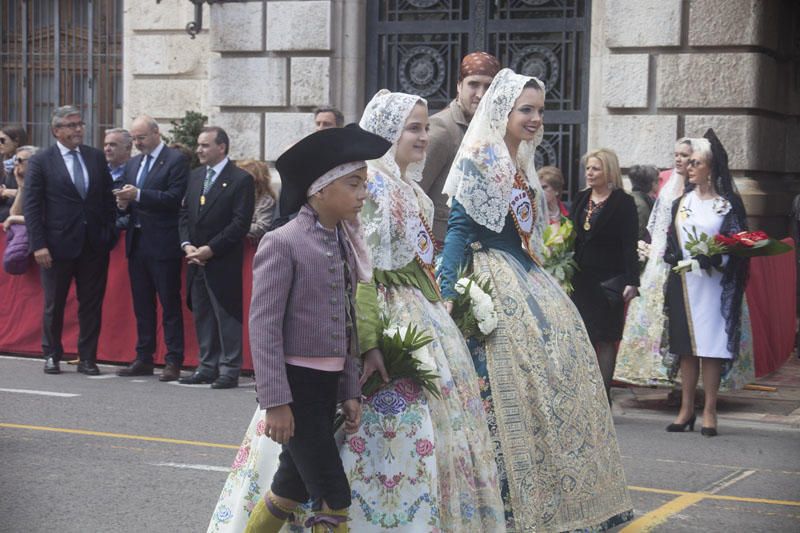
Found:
[362,316,441,400]
[542,219,579,294]
[450,272,497,341]
[683,226,727,257]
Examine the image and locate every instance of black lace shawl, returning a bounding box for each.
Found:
[663,191,749,367]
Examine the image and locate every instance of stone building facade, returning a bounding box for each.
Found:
[123,0,799,233]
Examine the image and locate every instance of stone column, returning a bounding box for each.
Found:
[122,0,210,133]
[588,0,800,233]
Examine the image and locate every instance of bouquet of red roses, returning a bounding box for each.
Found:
[673,229,791,275]
[714,231,792,258]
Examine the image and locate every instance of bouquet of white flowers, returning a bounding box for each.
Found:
[450,273,499,340]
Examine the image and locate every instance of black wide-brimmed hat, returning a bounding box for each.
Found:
[276,124,391,218]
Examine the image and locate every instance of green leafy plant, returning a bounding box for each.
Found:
[363,316,440,399]
[166,110,207,168]
[334,316,440,430]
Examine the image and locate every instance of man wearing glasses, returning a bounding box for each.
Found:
[24,105,117,375]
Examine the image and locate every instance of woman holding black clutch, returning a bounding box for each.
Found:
[571,148,640,402]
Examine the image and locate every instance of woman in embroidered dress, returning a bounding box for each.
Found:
[344,89,504,531]
[207,93,505,533]
[438,68,632,532]
[614,138,754,393]
[662,130,750,437]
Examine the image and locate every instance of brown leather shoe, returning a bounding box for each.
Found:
[159,363,181,382]
[117,360,154,377]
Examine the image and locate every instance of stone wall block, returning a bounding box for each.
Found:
[593,115,678,168]
[264,113,314,161]
[785,121,800,173]
[210,2,264,52]
[127,0,208,31]
[128,79,206,120]
[266,1,331,51]
[657,53,777,111]
[688,0,780,50]
[209,56,287,107]
[684,115,786,172]
[130,34,208,76]
[602,54,649,108]
[290,57,331,106]
[606,0,681,47]
[208,111,263,161]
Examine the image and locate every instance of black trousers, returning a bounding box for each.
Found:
[271,364,350,510]
[40,245,109,362]
[128,236,184,367]
[190,267,242,378]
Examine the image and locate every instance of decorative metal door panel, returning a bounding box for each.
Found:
[0,0,123,148]
[367,0,591,200]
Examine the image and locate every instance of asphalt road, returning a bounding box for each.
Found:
[1,355,798,533]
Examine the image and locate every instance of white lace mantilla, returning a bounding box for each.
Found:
[647,169,683,262]
[359,89,435,271]
[442,68,548,259]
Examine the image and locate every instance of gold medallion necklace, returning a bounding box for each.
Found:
[583,194,608,231]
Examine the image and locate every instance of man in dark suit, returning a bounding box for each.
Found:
[178,126,254,389]
[24,105,117,375]
[114,116,189,381]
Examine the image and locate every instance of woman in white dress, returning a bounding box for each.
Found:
[662,130,750,437]
[615,138,755,393]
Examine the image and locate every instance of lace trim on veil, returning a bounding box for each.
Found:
[442,68,548,260]
[359,90,435,271]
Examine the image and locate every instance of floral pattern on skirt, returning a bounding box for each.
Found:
[342,284,504,531]
[470,248,633,532]
[207,284,504,533]
[208,409,276,533]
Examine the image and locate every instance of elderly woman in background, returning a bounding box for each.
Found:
[538,165,569,225]
[628,164,658,240]
[236,159,276,243]
[662,131,750,437]
[570,148,640,402]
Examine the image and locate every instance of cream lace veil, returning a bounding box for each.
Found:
[647,167,684,260]
[358,89,436,271]
[442,68,548,258]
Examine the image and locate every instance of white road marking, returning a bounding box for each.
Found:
[704,469,758,494]
[0,355,116,368]
[87,374,118,380]
[152,462,230,473]
[167,381,209,388]
[131,379,147,383]
[0,387,80,398]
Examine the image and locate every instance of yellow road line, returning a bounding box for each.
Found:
[3,422,800,511]
[628,486,800,507]
[621,493,706,532]
[0,422,239,450]
[629,485,687,497]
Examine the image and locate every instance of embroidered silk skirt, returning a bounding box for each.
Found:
[470,248,633,532]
